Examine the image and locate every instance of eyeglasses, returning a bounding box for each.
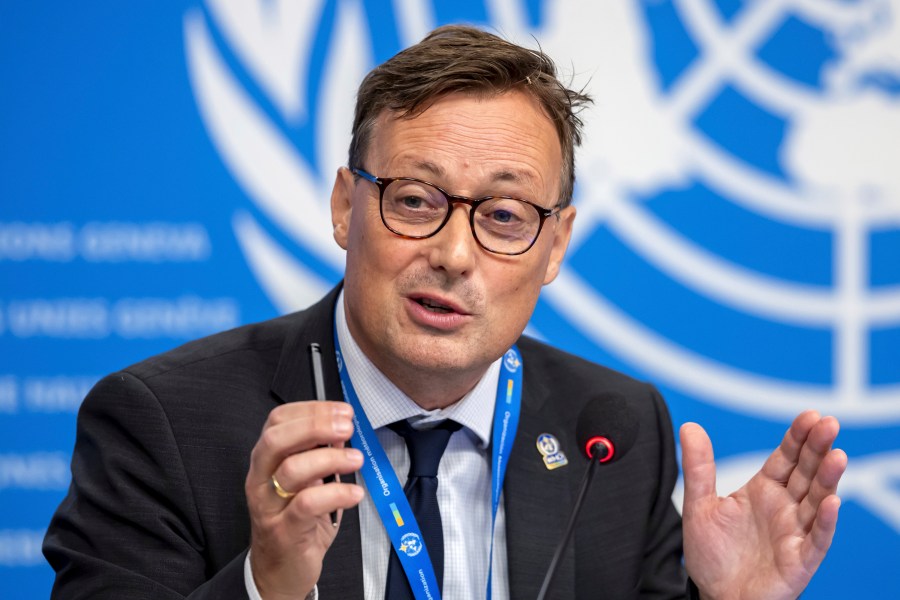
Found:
[352,168,560,256]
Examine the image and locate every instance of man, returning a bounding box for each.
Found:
[44,25,846,599]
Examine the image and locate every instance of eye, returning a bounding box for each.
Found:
[399,194,426,209]
[480,200,529,225]
[489,209,516,224]
[383,180,446,222]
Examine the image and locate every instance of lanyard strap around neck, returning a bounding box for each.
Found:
[333,326,522,600]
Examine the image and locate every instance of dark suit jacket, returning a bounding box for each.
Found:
[44,287,687,599]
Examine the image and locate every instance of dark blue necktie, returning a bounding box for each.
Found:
[384,419,462,600]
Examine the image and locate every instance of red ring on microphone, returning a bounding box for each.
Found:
[584,436,615,463]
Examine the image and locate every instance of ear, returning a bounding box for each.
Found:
[542,205,576,285]
[331,167,355,249]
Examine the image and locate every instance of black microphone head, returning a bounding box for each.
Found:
[575,393,640,464]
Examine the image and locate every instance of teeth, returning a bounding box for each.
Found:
[420,298,452,313]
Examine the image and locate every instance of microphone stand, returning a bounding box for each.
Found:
[535,442,604,600]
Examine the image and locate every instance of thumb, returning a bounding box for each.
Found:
[680,422,717,513]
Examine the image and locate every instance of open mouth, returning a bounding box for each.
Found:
[416,297,455,314]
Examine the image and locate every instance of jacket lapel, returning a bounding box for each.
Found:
[269,286,365,598]
[270,286,343,408]
[504,358,577,599]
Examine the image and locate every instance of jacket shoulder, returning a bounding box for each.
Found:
[516,335,654,399]
[121,311,302,382]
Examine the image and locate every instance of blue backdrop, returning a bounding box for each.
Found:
[2,2,899,598]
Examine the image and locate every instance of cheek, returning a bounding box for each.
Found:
[350,215,368,248]
[493,270,542,317]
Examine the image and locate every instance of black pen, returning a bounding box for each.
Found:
[309,343,339,527]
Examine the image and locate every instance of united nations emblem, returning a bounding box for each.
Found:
[183,1,900,589]
[536,433,568,470]
[503,349,521,373]
[399,532,422,557]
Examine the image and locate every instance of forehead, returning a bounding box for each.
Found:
[366,91,563,201]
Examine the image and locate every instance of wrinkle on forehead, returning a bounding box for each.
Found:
[406,160,538,190]
[367,92,562,204]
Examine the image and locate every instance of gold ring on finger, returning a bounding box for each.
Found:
[271,475,296,499]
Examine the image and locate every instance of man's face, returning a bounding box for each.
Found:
[331,91,575,400]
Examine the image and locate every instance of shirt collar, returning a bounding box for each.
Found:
[335,290,499,448]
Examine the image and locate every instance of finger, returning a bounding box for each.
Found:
[249,402,355,485]
[760,410,820,483]
[269,447,364,503]
[283,482,365,527]
[680,422,717,513]
[802,494,841,571]
[786,416,840,501]
[262,399,349,426]
[798,448,848,528]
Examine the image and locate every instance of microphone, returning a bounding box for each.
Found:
[536,394,639,600]
[575,393,639,464]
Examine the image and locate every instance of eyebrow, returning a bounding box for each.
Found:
[490,169,532,186]
[409,160,537,187]
[408,160,446,180]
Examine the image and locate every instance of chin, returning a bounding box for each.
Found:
[397,338,489,374]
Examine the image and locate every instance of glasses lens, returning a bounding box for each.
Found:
[473,198,541,254]
[381,179,448,237]
[377,177,544,254]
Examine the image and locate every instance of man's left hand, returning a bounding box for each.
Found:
[680,411,848,600]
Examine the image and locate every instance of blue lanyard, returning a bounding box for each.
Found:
[333,328,522,600]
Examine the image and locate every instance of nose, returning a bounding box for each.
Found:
[425,204,478,276]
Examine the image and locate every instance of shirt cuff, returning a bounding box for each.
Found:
[244,550,318,600]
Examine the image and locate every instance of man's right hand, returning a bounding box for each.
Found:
[246,401,365,599]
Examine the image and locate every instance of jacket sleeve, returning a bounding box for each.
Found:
[43,372,250,599]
